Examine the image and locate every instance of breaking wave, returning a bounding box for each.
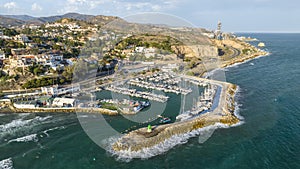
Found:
[0,158,14,169]
[204,53,270,79]
[107,122,239,162]
[233,86,245,122]
[6,125,65,143]
[223,53,271,69]
[42,126,65,137]
[0,116,52,133]
[8,134,38,143]
[0,116,52,141]
[18,113,30,117]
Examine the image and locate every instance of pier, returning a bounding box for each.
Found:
[126,72,192,95]
[176,84,218,121]
[128,79,192,95]
[105,85,169,103]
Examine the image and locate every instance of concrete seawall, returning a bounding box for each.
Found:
[11,107,119,115]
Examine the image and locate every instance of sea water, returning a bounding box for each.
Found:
[0,33,300,169]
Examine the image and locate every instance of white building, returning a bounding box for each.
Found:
[135,47,156,58]
[52,98,77,107]
[135,47,145,53]
[50,54,63,61]
[15,34,30,43]
[35,54,63,67]
[41,85,80,96]
[14,103,36,109]
[51,64,65,71]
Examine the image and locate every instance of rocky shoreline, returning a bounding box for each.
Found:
[222,50,269,68]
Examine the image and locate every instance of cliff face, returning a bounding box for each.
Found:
[172,45,218,58]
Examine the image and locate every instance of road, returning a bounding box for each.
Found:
[227,46,241,59]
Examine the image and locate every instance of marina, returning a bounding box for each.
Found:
[111,77,239,152]
[176,84,219,121]
[105,85,169,103]
[128,78,192,95]
[99,99,151,114]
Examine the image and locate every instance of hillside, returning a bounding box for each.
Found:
[0,16,26,27]
[0,13,120,27]
[2,15,36,21]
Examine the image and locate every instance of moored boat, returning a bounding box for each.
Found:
[159,117,171,124]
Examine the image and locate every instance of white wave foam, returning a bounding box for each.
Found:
[18,113,30,117]
[0,114,6,117]
[0,116,52,133]
[0,158,14,169]
[233,86,244,121]
[8,134,38,143]
[77,115,90,118]
[107,123,237,162]
[42,126,65,137]
[203,53,270,79]
[223,53,271,69]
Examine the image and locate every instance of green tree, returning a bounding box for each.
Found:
[62,66,74,82]
[33,67,42,75]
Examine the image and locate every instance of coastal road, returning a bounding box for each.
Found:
[227,46,241,59]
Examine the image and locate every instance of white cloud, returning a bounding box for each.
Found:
[89,0,110,9]
[122,0,181,13]
[151,5,162,11]
[57,6,79,14]
[67,0,87,4]
[58,0,181,16]
[124,2,163,12]
[3,2,17,9]
[31,3,42,11]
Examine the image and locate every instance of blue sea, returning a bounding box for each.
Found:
[1,33,300,169]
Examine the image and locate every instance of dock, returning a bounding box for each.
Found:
[105,85,169,103]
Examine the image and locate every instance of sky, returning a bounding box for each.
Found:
[0,0,299,33]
